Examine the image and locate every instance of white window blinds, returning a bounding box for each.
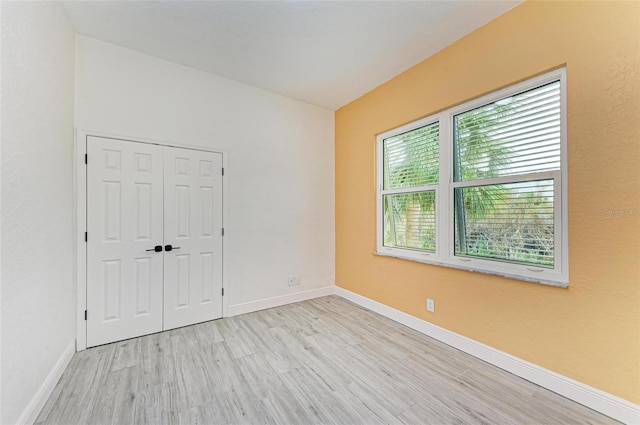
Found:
[454,81,561,181]
[454,180,555,267]
[383,123,439,189]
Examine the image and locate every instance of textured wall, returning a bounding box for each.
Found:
[335,1,639,403]
[75,36,335,309]
[1,2,76,423]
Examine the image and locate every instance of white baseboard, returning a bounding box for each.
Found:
[227,286,335,317]
[16,339,76,425]
[334,287,640,425]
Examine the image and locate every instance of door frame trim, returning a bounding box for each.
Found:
[75,129,229,351]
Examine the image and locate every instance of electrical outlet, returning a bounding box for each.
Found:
[426,298,435,313]
[288,275,301,286]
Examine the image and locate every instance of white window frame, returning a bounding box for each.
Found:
[376,68,568,287]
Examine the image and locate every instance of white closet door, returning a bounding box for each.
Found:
[86,137,164,347]
[163,147,223,330]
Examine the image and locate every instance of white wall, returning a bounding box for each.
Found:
[75,36,335,309]
[0,2,76,424]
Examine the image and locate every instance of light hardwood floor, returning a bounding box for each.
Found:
[36,296,619,425]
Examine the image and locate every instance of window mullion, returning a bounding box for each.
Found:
[439,111,452,261]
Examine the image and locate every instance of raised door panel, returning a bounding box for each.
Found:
[86,136,164,347]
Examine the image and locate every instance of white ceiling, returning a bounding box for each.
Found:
[62,1,521,110]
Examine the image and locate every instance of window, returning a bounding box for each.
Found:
[382,121,439,251]
[377,69,568,286]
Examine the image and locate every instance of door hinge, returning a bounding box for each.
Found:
[222,288,224,296]
[222,167,224,176]
[85,232,88,242]
[222,228,225,236]
[84,310,87,320]
[85,154,88,164]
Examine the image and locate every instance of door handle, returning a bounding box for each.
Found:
[146,245,163,252]
[165,244,181,252]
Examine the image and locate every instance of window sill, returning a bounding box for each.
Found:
[372,251,568,288]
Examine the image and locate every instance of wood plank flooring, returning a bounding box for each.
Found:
[36,296,619,425]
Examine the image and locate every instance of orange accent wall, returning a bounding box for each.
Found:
[335,1,640,403]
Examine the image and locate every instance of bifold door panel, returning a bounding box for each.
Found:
[86,136,223,347]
